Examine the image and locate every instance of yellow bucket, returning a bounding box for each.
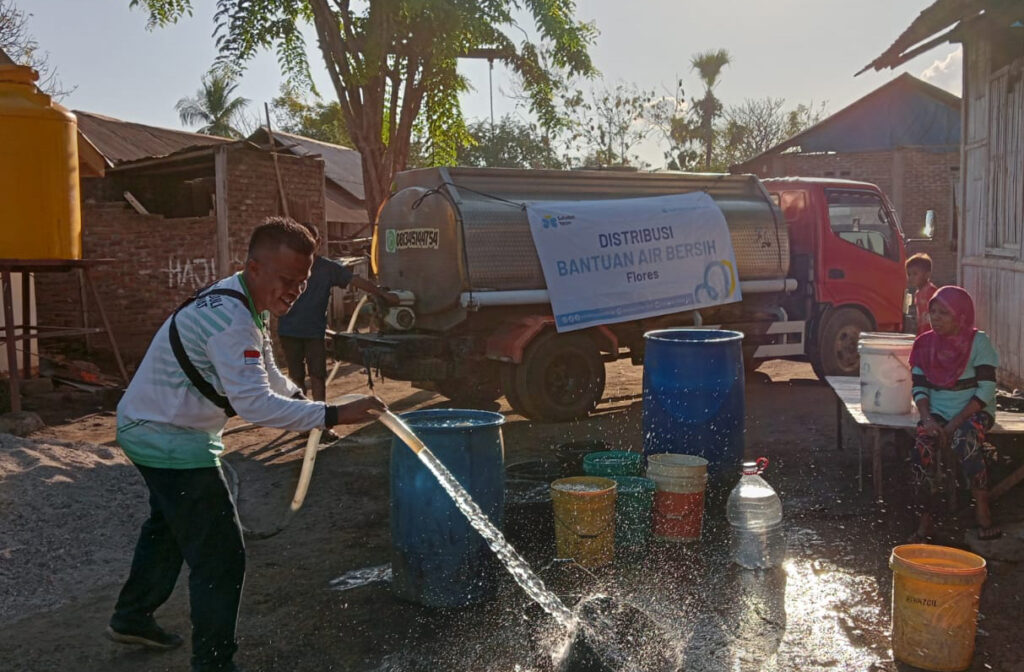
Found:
[550,476,616,568]
[890,544,987,671]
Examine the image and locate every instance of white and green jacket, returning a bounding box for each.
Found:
[117,273,327,469]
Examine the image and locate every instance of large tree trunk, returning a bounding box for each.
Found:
[308,0,393,238]
[308,0,426,241]
[359,141,390,235]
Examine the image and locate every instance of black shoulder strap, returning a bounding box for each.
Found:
[168,287,251,417]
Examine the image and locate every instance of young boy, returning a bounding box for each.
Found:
[906,253,938,335]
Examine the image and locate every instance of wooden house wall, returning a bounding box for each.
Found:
[960,36,1024,388]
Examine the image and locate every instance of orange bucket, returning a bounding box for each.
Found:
[890,544,987,671]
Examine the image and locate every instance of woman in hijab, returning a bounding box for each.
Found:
[908,286,1001,542]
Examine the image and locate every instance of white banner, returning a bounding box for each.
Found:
[526,192,742,332]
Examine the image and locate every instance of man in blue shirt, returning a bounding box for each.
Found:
[277,223,396,420]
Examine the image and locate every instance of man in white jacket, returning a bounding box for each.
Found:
[106,217,383,672]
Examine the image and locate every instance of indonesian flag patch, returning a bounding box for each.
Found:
[243,349,261,365]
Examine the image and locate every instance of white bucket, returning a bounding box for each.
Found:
[858,332,915,415]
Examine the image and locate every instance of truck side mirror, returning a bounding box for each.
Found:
[923,210,935,238]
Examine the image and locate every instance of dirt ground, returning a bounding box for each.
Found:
[2,359,1024,671]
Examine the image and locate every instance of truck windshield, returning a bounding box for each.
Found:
[825,189,900,261]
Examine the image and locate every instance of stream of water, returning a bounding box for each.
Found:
[377,411,576,629]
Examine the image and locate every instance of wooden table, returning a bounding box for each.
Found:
[826,376,1024,501]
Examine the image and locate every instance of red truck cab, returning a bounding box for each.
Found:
[763,177,907,376]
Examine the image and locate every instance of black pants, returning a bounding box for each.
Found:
[280,335,328,390]
[111,464,245,671]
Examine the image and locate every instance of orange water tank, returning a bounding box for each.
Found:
[0,63,81,259]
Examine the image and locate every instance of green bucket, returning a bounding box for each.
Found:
[582,450,644,478]
[611,476,656,550]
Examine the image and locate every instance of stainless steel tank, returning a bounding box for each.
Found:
[374,167,790,330]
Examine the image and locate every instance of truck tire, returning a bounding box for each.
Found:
[814,307,872,378]
[500,363,529,415]
[512,331,606,422]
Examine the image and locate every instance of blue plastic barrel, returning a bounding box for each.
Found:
[390,409,506,607]
[642,329,745,487]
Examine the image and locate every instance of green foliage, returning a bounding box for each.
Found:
[418,55,472,167]
[175,68,250,137]
[456,115,564,169]
[645,80,702,171]
[129,0,192,29]
[271,84,351,146]
[130,0,596,223]
[563,81,656,167]
[689,48,731,169]
[784,101,829,138]
[715,98,827,170]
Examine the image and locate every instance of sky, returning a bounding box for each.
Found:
[24,0,963,167]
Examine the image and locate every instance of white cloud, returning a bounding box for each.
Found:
[920,46,963,96]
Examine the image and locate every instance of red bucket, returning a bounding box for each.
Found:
[646,454,708,542]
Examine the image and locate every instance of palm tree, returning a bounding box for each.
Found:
[690,49,731,170]
[175,69,250,138]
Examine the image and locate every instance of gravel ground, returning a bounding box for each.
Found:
[0,433,147,623]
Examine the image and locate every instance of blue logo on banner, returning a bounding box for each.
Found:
[694,260,736,302]
[541,214,575,229]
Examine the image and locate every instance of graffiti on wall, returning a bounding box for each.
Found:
[165,256,217,289]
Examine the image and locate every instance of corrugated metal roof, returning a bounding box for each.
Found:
[859,0,1021,73]
[326,198,369,223]
[74,110,230,166]
[325,183,368,224]
[734,74,961,170]
[249,127,365,201]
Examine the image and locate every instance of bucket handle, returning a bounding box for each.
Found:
[553,514,614,539]
[887,351,912,372]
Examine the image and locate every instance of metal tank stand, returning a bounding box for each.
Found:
[0,258,129,413]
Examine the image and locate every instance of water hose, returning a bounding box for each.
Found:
[230,294,374,539]
[287,313,366,516]
[227,394,370,540]
[347,294,369,334]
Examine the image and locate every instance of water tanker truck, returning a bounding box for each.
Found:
[334,167,907,421]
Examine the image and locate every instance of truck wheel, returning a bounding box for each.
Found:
[513,331,606,422]
[500,363,528,415]
[815,307,872,378]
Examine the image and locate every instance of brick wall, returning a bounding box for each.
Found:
[900,149,959,287]
[739,148,959,285]
[35,146,327,368]
[224,147,326,271]
[34,204,218,362]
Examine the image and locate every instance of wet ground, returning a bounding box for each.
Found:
[3,360,1024,671]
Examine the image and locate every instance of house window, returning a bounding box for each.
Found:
[986,66,1024,257]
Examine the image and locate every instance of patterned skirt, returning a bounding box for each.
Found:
[911,411,994,507]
